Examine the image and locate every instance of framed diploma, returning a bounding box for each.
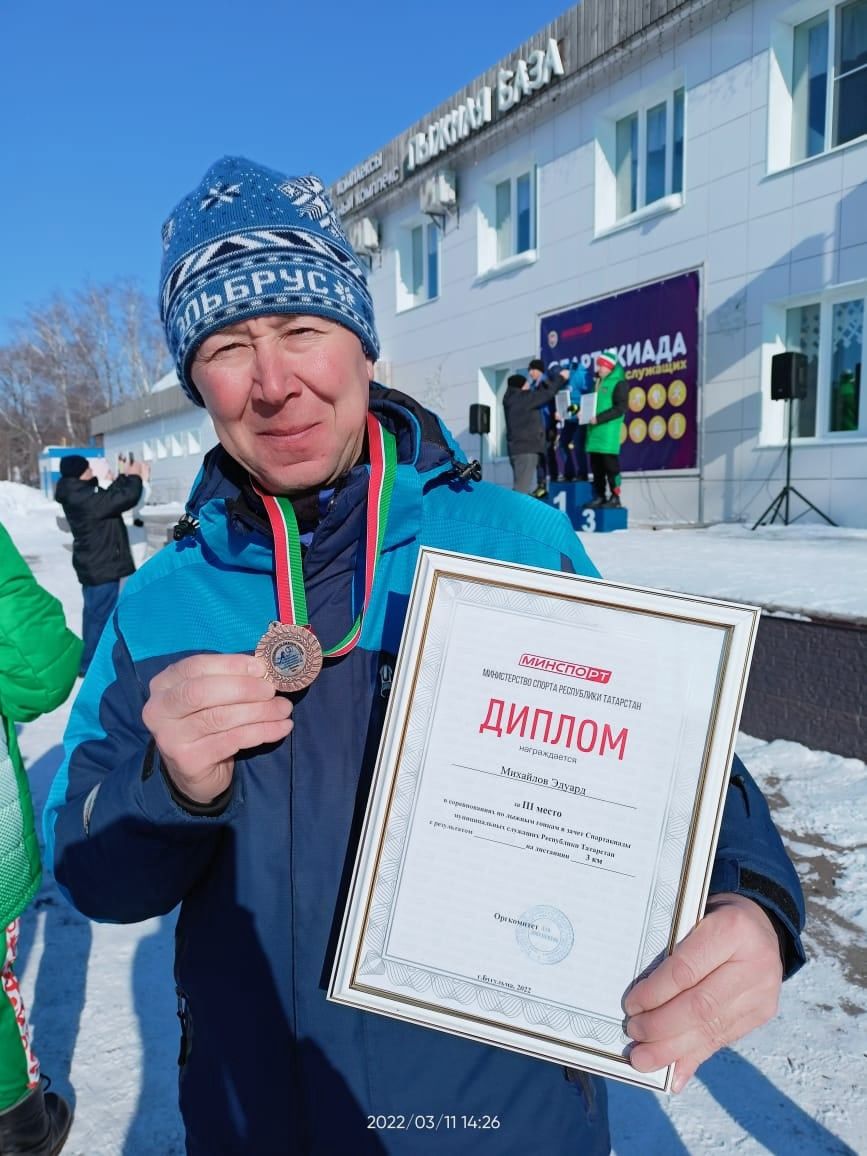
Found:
[329,549,760,1092]
[579,392,597,424]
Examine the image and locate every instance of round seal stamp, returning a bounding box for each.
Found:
[255,622,323,693]
[515,905,574,965]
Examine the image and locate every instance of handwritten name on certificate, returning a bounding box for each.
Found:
[329,549,759,1091]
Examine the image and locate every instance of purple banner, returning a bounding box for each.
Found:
[540,271,699,471]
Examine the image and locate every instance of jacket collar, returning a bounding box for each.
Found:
[182,386,468,569]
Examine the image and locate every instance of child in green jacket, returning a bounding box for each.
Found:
[0,520,81,1154]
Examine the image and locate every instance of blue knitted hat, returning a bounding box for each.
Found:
[159,156,380,406]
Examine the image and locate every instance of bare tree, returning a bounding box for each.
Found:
[0,280,170,481]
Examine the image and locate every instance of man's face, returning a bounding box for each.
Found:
[596,363,613,379]
[190,315,374,494]
[528,368,543,382]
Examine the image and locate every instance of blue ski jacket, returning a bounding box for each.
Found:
[45,389,804,1155]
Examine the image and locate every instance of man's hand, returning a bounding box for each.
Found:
[142,654,294,805]
[624,893,783,1092]
[126,461,147,478]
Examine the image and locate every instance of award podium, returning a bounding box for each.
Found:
[546,481,628,533]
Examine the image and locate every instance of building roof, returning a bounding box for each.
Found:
[90,379,193,435]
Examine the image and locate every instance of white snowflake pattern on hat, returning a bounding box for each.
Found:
[278,176,347,243]
[200,182,242,211]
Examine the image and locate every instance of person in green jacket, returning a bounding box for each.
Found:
[585,348,628,508]
[0,520,81,1155]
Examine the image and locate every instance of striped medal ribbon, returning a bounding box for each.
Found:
[254,412,397,692]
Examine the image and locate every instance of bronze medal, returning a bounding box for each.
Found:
[255,621,323,692]
[252,416,397,696]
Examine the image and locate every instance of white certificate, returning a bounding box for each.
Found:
[579,391,597,424]
[555,388,571,422]
[329,550,759,1092]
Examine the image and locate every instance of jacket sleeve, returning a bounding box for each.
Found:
[709,753,806,978]
[89,475,144,519]
[595,379,629,424]
[530,382,559,409]
[43,613,235,923]
[0,523,82,722]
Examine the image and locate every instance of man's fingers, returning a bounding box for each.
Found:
[190,696,292,740]
[149,653,269,695]
[626,897,783,1018]
[157,696,293,754]
[146,672,277,726]
[626,958,758,1045]
[176,717,294,770]
[629,998,774,1087]
[624,917,730,1016]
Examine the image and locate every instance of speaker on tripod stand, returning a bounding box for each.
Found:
[752,352,836,528]
[469,404,490,476]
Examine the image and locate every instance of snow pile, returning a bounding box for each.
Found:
[0,480,56,518]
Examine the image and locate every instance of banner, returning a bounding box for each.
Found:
[540,272,700,471]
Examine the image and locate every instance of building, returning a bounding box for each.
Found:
[94,0,866,527]
[331,0,867,526]
[38,445,105,498]
[91,371,216,507]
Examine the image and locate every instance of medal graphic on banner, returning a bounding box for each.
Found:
[254,413,397,692]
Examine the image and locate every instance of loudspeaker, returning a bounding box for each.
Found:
[771,351,808,400]
[469,403,491,434]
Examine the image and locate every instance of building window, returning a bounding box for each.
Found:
[597,79,685,230]
[774,0,867,168]
[478,166,537,274]
[397,220,440,310]
[766,290,864,439]
[829,299,862,431]
[792,14,830,159]
[494,172,535,262]
[785,303,821,436]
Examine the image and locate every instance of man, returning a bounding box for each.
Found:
[0,520,81,1155]
[54,455,146,675]
[527,353,552,494]
[503,372,558,494]
[585,348,629,508]
[45,157,804,1155]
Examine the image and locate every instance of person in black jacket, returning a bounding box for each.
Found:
[502,372,559,495]
[55,455,146,676]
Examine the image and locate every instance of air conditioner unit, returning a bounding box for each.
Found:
[348,217,380,255]
[420,170,457,215]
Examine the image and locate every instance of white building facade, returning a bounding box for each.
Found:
[91,372,217,507]
[330,0,867,526]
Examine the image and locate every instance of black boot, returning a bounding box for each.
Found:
[0,1083,72,1155]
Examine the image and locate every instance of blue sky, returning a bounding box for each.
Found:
[1,0,568,339]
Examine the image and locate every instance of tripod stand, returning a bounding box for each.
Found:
[752,395,836,529]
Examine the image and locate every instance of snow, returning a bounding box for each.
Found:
[2,481,864,1155]
[580,523,867,621]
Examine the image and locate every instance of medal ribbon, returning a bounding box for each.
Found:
[254,413,397,658]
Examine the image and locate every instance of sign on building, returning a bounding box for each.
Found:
[540,272,700,472]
